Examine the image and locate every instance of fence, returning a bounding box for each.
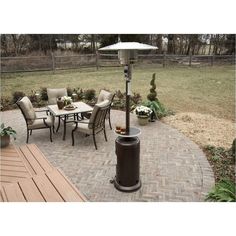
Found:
[1,53,235,73]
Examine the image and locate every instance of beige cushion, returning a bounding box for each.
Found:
[97,90,113,104]
[17,97,36,124]
[88,100,110,129]
[47,88,67,105]
[73,122,92,135]
[28,115,53,129]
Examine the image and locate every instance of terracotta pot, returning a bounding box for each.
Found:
[1,135,10,148]
[137,116,149,126]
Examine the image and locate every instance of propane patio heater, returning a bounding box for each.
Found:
[99,42,157,192]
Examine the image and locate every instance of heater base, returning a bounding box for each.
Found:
[113,178,141,192]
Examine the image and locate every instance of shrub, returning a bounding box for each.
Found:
[12,91,25,103]
[0,97,13,111]
[114,90,142,111]
[147,73,158,102]
[204,145,235,183]
[115,90,125,100]
[205,179,236,202]
[40,87,48,101]
[67,87,73,97]
[77,88,84,100]
[73,87,84,101]
[84,89,96,101]
[131,92,142,105]
[28,90,38,103]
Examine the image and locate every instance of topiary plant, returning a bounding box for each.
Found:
[147,73,158,102]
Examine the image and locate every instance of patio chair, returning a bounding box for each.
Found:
[16,96,54,143]
[47,88,68,132]
[47,88,68,105]
[71,100,110,150]
[83,90,115,130]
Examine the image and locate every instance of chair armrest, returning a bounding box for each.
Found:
[35,117,47,120]
[35,109,49,113]
[74,120,89,124]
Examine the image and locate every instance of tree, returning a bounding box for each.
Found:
[29,34,57,54]
[224,34,235,54]
[167,34,175,54]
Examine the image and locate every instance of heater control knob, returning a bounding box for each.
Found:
[124,65,129,78]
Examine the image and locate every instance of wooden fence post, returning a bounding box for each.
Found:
[163,52,166,68]
[51,52,55,72]
[96,51,99,70]
[211,54,214,66]
[189,52,192,67]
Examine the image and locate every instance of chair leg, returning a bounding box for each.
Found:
[49,127,53,142]
[71,129,75,146]
[53,125,55,133]
[56,116,61,132]
[104,128,107,142]
[108,110,112,130]
[30,130,32,135]
[26,129,29,143]
[92,134,98,150]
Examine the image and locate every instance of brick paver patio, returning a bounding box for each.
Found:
[1,109,214,201]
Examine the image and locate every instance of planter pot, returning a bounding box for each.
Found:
[137,116,149,126]
[1,135,10,148]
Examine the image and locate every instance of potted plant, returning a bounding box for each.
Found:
[0,123,17,148]
[134,105,152,125]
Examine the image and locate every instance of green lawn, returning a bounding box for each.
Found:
[1,65,235,121]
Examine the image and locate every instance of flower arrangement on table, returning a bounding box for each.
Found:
[135,105,152,118]
[62,96,73,106]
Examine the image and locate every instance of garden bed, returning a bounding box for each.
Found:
[162,112,234,149]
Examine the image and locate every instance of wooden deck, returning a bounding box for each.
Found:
[0,144,87,202]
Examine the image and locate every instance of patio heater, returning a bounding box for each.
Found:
[99,42,157,192]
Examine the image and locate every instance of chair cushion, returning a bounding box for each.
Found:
[17,97,36,124]
[97,90,113,104]
[73,122,92,135]
[88,100,110,129]
[28,115,53,129]
[47,88,67,105]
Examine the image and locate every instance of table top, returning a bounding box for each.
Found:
[47,101,93,116]
[114,127,141,137]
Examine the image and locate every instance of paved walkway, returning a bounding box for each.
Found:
[1,109,214,201]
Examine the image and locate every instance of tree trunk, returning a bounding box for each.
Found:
[156,34,162,54]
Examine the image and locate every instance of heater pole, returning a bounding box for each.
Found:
[125,63,132,134]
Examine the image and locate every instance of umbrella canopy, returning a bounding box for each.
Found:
[99,42,158,51]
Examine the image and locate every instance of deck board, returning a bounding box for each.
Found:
[32,173,64,202]
[0,144,87,202]
[46,170,85,202]
[19,178,45,202]
[2,183,26,202]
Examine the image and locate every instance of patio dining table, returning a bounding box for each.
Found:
[47,101,93,140]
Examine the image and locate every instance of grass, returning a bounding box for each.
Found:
[1,65,235,120]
